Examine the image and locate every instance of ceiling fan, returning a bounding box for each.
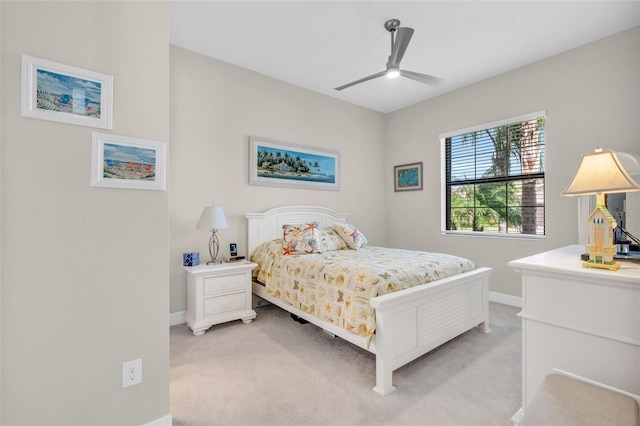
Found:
[334,18,444,91]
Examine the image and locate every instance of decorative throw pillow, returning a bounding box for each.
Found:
[334,223,368,250]
[318,226,348,251]
[282,222,322,255]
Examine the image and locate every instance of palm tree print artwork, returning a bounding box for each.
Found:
[250,137,339,191]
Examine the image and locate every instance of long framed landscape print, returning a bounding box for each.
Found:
[394,162,423,192]
[249,136,340,191]
[91,133,166,191]
[22,55,113,129]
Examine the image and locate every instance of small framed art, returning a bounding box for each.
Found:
[394,162,423,192]
[91,133,166,191]
[22,55,113,129]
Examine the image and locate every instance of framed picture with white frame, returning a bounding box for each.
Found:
[91,133,166,191]
[249,136,340,191]
[21,55,113,129]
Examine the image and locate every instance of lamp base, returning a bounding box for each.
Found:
[207,259,223,265]
[582,261,621,271]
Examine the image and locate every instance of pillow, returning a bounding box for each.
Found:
[282,222,322,255]
[334,223,368,250]
[318,226,348,251]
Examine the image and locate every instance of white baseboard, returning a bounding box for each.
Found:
[489,291,522,308]
[170,311,186,326]
[143,414,172,426]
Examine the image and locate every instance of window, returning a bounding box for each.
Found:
[441,112,546,238]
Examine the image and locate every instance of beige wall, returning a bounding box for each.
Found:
[170,28,640,313]
[1,2,170,425]
[169,27,639,313]
[385,26,640,297]
[169,46,386,313]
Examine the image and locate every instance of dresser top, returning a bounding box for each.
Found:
[508,245,639,284]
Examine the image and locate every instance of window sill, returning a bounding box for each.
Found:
[442,230,547,241]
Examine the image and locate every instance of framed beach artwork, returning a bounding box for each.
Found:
[91,133,166,191]
[249,136,340,191]
[22,55,113,129]
[394,162,423,192]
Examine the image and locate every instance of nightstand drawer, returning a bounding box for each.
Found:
[203,273,246,296]
[204,293,245,316]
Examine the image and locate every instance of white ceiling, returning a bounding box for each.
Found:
[170,1,640,113]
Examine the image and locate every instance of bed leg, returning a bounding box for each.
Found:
[372,356,396,395]
[373,308,398,395]
[478,320,492,334]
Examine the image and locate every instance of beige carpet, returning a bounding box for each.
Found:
[170,302,522,426]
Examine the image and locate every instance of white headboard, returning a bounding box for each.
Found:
[246,206,349,255]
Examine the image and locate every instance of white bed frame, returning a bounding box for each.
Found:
[247,206,492,395]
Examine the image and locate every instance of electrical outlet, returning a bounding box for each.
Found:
[122,358,142,388]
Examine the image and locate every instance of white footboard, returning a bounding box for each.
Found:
[370,267,492,395]
[252,266,491,395]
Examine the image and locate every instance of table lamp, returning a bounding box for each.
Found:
[562,148,640,270]
[197,205,228,264]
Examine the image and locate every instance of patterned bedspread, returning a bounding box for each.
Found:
[251,240,477,339]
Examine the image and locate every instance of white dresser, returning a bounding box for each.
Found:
[184,261,257,336]
[508,245,640,421]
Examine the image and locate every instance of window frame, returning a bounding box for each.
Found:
[440,111,547,240]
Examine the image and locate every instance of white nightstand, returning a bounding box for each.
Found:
[183,261,257,336]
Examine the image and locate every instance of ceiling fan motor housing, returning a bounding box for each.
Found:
[384,19,401,32]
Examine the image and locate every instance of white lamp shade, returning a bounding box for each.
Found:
[196,205,229,230]
[562,150,640,197]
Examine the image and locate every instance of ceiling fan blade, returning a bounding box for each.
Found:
[334,70,387,91]
[400,69,444,87]
[388,27,414,67]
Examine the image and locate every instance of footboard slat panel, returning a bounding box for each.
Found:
[371,267,492,395]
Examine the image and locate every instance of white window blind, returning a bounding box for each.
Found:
[441,112,546,237]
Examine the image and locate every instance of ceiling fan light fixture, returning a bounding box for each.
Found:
[386,67,400,79]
